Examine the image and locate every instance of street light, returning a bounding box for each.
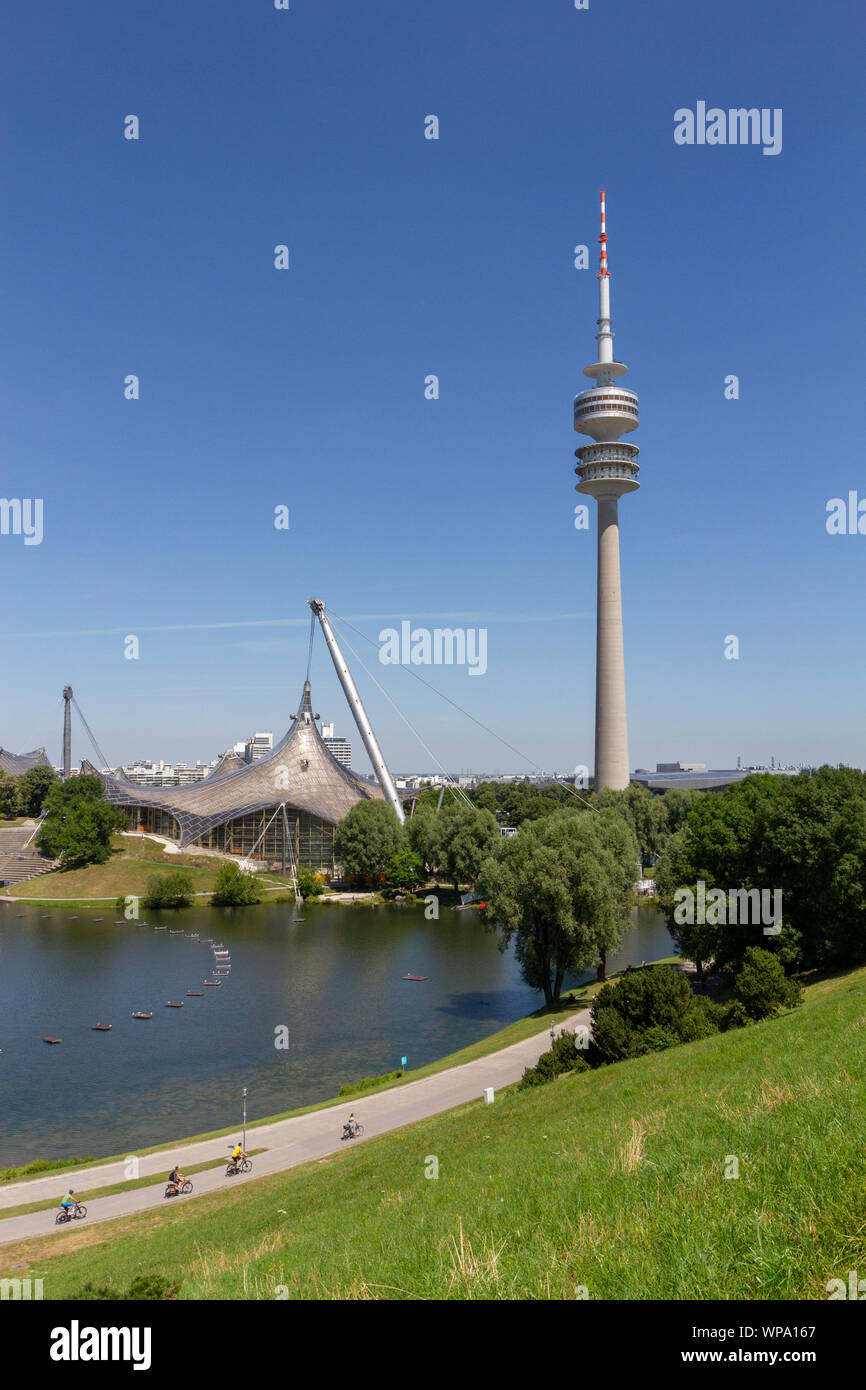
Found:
[242,1087,248,1154]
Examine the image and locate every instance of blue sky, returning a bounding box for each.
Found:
[2,0,864,775]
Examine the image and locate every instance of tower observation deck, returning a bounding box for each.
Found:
[574,191,640,791]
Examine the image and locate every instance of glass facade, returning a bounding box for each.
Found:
[122,804,335,871]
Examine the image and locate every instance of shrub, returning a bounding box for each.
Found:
[297,868,324,899]
[519,1032,590,1089]
[734,947,804,1021]
[589,966,724,1064]
[211,861,264,906]
[143,870,194,909]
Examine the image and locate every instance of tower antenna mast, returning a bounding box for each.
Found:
[574,190,642,791]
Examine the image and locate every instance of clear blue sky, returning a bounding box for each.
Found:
[2,0,864,775]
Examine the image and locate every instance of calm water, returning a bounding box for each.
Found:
[0,900,672,1165]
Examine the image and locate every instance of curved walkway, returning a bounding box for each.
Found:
[0,1009,591,1246]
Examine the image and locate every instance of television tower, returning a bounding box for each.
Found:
[574,191,640,792]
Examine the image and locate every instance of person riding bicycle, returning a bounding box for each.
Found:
[60,1189,78,1216]
[168,1165,185,1193]
[230,1142,244,1169]
[342,1113,359,1138]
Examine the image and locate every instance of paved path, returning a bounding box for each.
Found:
[0,1010,591,1246]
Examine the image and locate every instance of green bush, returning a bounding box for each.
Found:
[143,870,194,909]
[519,1033,590,1089]
[734,947,804,1021]
[211,861,264,906]
[298,868,324,899]
[590,966,723,1064]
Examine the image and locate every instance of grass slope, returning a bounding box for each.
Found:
[0,835,295,903]
[4,966,865,1300]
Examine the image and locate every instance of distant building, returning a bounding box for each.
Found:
[244,732,273,763]
[321,722,351,768]
[124,759,209,787]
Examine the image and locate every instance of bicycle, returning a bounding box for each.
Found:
[55,1203,87,1224]
[164,1179,193,1198]
[341,1123,365,1141]
[225,1157,252,1176]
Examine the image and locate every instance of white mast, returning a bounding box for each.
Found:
[308,599,405,824]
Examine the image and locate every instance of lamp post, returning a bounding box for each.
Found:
[242,1087,248,1154]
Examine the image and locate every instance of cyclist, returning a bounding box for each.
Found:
[342,1113,358,1138]
[60,1189,78,1217]
[167,1164,185,1194]
[230,1141,244,1170]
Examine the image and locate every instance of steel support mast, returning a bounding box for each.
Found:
[308,599,405,824]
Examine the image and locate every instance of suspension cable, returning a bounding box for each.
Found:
[330,623,475,810]
[325,607,598,812]
[70,695,111,772]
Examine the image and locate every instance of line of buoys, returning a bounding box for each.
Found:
[33,918,234,1047]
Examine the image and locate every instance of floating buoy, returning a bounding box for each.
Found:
[43,1036,62,1044]
[92,1023,112,1032]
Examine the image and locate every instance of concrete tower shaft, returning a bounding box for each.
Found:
[574,192,640,792]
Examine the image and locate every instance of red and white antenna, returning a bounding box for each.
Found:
[598,188,610,278]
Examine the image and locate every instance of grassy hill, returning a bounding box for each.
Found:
[3,965,865,1300]
[0,834,295,904]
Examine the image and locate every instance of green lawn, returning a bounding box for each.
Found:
[4,964,864,1300]
[0,835,296,904]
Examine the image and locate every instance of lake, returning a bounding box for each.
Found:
[0,898,673,1166]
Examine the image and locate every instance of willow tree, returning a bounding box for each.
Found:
[478,810,638,1006]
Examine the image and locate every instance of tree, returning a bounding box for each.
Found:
[653,768,866,973]
[333,800,405,883]
[387,846,423,892]
[143,870,194,909]
[478,810,638,1007]
[405,805,441,875]
[211,861,263,906]
[37,775,124,869]
[733,947,803,1021]
[17,765,58,817]
[438,803,499,891]
[0,775,22,820]
[655,832,720,988]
